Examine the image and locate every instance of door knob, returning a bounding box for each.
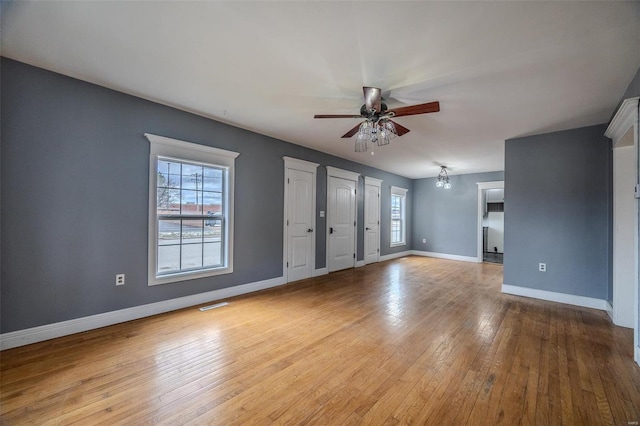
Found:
[366,227,371,230]
[307,228,313,233]
[329,227,334,234]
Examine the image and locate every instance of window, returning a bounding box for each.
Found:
[390,186,408,247]
[145,133,239,285]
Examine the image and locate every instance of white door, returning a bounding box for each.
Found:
[328,176,356,272]
[286,168,314,282]
[364,180,381,264]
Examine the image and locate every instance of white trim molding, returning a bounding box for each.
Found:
[605,97,639,146]
[606,301,614,321]
[312,267,328,277]
[355,260,366,268]
[364,176,383,186]
[145,133,239,286]
[379,250,412,262]
[326,166,361,182]
[283,156,320,173]
[412,250,480,263]
[502,284,608,311]
[1,276,286,351]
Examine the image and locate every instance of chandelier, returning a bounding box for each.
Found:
[354,119,398,152]
[436,166,451,189]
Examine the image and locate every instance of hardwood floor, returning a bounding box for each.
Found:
[1,256,639,425]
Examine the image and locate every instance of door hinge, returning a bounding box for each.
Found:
[377,248,380,253]
[287,261,289,267]
[353,253,356,259]
[287,219,289,226]
[287,178,290,184]
[354,221,356,226]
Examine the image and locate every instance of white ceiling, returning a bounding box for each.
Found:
[2,1,639,179]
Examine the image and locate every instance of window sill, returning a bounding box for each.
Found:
[390,242,406,248]
[149,266,233,286]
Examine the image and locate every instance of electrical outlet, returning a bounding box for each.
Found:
[116,274,125,286]
[422,238,426,243]
[538,263,546,272]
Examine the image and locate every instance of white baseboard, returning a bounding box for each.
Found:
[0,275,285,351]
[606,301,614,321]
[502,284,608,311]
[355,260,366,268]
[411,250,480,263]
[379,250,412,262]
[312,267,328,277]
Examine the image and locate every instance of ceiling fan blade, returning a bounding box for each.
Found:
[314,114,363,119]
[388,119,411,136]
[363,87,382,113]
[386,101,440,117]
[342,123,363,138]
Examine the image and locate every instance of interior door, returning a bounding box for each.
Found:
[328,176,356,272]
[287,168,314,282]
[364,182,380,264]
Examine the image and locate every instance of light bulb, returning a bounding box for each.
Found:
[436,180,444,188]
[444,182,452,189]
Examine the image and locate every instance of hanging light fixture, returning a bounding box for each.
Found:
[436,166,451,189]
[354,118,398,152]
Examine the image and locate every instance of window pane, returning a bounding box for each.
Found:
[203,192,222,218]
[181,219,203,243]
[181,243,203,270]
[204,242,223,267]
[203,167,223,192]
[180,190,203,215]
[391,219,401,244]
[391,195,401,219]
[157,188,179,213]
[181,164,204,190]
[158,245,180,274]
[158,220,181,246]
[158,160,181,188]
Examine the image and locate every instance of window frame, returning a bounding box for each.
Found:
[390,186,408,247]
[145,133,239,286]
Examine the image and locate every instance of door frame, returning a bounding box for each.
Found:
[326,166,360,272]
[477,181,504,263]
[283,156,319,283]
[364,176,382,264]
[605,96,639,366]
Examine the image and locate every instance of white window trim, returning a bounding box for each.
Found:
[390,186,408,247]
[145,133,239,286]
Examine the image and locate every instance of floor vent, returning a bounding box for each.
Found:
[199,302,229,312]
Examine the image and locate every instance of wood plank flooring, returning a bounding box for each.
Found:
[1,256,639,425]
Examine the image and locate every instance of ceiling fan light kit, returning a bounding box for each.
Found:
[436,166,451,189]
[314,86,440,153]
[354,119,398,152]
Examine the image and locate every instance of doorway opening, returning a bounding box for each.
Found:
[477,181,505,264]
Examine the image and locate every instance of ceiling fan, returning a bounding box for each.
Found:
[314,87,440,151]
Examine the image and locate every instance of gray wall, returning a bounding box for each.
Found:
[412,171,504,258]
[619,66,640,110]
[504,124,612,299]
[1,58,412,333]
